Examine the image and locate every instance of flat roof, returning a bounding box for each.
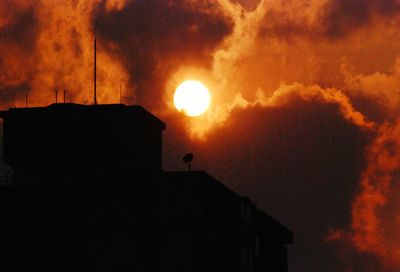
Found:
[0,103,166,130]
[163,171,293,244]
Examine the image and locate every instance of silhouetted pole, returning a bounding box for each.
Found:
[93,20,98,105]
[55,88,58,103]
[63,89,66,103]
[120,83,122,104]
[25,91,29,107]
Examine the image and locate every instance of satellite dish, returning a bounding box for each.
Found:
[182,153,194,171]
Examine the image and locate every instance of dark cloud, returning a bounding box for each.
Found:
[0,2,39,49]
[96,0,233,110]
[164,93,371,271]
[230,0,261,11]
[323,0,400,37]
[1,0,399,270]
[350,95,395,124]
[0,1,39,102]
[0,83,30,106]
[259,0,400,40]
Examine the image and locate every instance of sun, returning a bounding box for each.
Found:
[174,80,211,117]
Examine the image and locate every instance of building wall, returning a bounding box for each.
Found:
[1,104,291,271]
[0,104,165,184]
[8,172,291,272]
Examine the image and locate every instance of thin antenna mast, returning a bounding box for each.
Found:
[63,89,66,103]
[55,88,58,103]
[93,20,98,105]
[120,83,122,104]
[25,91,29,107]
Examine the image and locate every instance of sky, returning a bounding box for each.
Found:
[1,0,400,271]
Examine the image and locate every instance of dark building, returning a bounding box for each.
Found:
[0,104,165,183]
[0,103,292,272]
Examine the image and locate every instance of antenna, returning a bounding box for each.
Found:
[93,20,98,105]
[55,88,58,103]
[25,91,29,107]
[119,83,122,104]
[182,153,194,171]
[63,89,66,103]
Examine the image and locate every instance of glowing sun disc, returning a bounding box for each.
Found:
[174,80,210,116]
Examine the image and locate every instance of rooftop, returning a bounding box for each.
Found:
[0,103,166,130]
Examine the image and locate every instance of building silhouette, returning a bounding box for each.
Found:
[0,103,292,272]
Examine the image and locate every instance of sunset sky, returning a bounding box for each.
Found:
[1,0,400,271]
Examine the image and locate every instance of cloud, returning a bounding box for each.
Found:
[231,0,261,11]
[163,83,371,271]
[323,0,400,38]
[177,82,373,138]
[158,1,400,270]
[96,0,233,110]
[1,0,400,271]
[328,119,400,270]
[0,1,39,104]
[343,58,400,118]
[257,0,400,39]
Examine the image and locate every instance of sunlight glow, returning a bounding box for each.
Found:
[174,80,210,117]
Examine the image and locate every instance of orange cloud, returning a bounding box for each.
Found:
[1,1,400,270]
[329,120,400,270]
